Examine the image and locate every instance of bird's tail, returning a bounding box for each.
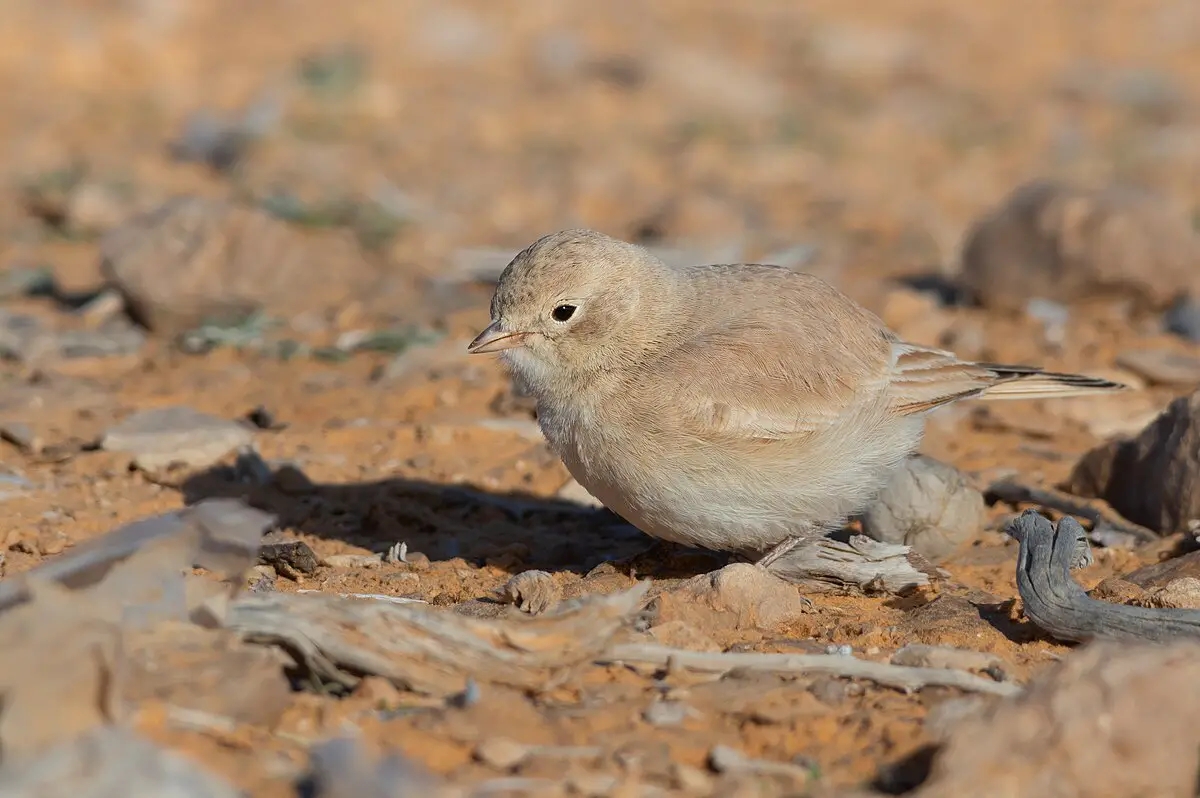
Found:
[888,342,1129,415]
[972,363,1128,401]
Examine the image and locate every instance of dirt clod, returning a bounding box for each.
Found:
[658,563,813,632]
[499,569,561,615]
[860,455,986,563]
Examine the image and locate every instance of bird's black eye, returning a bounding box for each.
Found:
[552,304,576,322]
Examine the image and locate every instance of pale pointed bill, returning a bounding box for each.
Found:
[467,320,531,354]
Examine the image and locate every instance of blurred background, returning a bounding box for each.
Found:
[5,0,1200,316]
[2,1,1200,795]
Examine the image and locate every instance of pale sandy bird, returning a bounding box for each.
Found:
[467,229,1125,567]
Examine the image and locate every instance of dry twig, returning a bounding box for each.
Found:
[600,643,1019,696]
[988,480,1157,544]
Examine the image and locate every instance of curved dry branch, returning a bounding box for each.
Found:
[1010,509,1200,643]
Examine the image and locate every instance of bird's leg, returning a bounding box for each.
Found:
[752,523,828,570]
[754,536,805,570]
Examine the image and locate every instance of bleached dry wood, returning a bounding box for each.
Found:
[1010,509,1200,643]
[296,589,426,604]
[766,534,933,595]
[228,582,652,695]
[989,479,1157,544]
[708,744,812,785]
[600,643,1019,696]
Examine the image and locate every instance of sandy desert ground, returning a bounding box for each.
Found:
[3,1,1200,796]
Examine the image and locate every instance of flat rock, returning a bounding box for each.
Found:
[1140,578,1200,609]
[101,406,253,471]
[55,319,146,360]
[0,311,144,364]
[1122,549,1200,589]
[1115,348,1200,387]
[99,195,365,334]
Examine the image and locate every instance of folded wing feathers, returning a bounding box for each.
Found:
[889,344,1126,415]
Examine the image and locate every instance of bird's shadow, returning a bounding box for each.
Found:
[180,458,727,578]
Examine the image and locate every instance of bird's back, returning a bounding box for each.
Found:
[564,264,918,552]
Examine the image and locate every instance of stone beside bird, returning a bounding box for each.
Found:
[468,229,1127,568]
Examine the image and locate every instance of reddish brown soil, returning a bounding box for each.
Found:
[0,0,1196,794]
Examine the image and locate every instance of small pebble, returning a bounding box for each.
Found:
[566,772,618,797]
[671,762,714,793]
[1025,297,1070,349]
[352,675,405,710]
[642,700,691,727]
[448,678,480,709]
[404,551,431,571]
[474,737,529,770]
[245,405,286,430]
[1165,296,1200,342]
[501,569,561,614]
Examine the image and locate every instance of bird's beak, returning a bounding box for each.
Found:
[467,320,530,354]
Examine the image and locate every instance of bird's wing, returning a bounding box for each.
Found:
[650,274,895,443]
[887,341,1126,413]
[886,342,999,414]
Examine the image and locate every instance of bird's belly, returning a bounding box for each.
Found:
[554,416,925,555]
[558,442,849,553]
